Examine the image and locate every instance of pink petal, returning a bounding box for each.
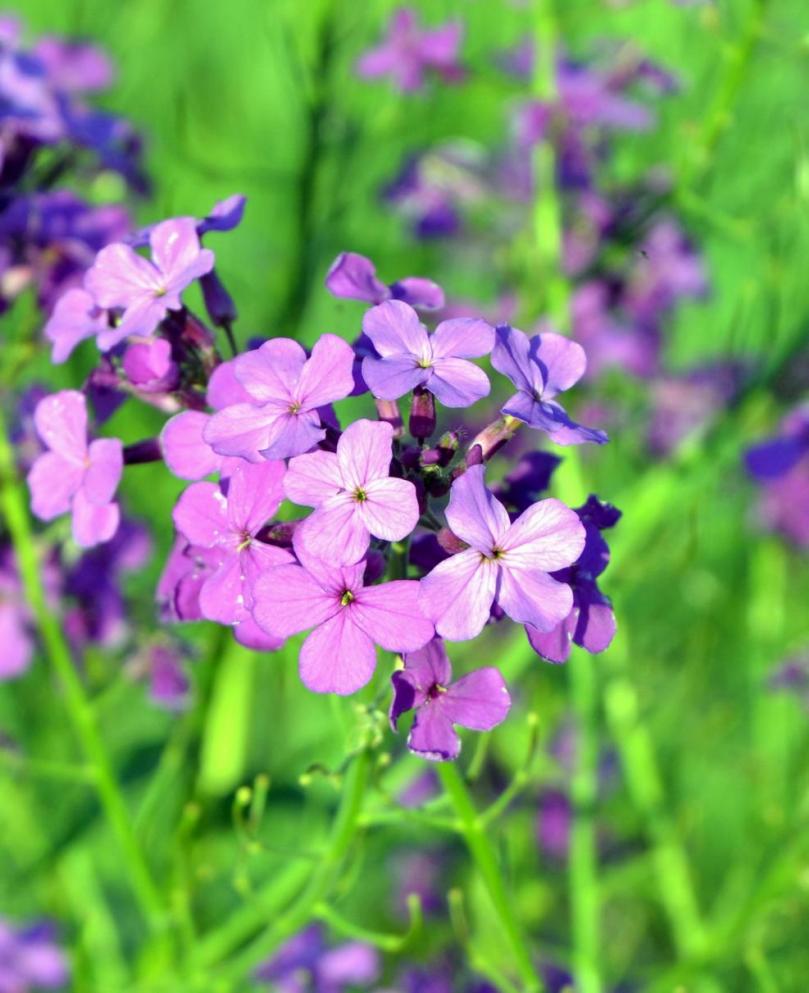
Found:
[428,357,491,407]
[441,667,511,730]
[207,360,253,409]
[361,355,426,400]
[353,579,434,652]
[97,296,168,349]
[252,563,340,639]
[172,482,229,548]
[402,638,452,690]
[445,465,510,552]
[299,610,377,695]
[418,549,497,642]
[362,300,430,358]
[27,453,83,520]
[85,242,162,309]
[225,460,286,534]
[34,390,86,460]
[259,409,325,461]
[498,568,573,631]
[408,704,460,761]
[71,491,119,547]
[161,411,222,480]
[285,449,343,507]
[241,541,294,609]
[501,498,586,571]
[356,43,400,79]
[296,333,356,409]
[233,338,306,403]
[296,496,371,567]
[199,555,243,625]
[44,287,105,363]
[150,218,214,291]
[357,477,419,542]
[234,614,285,652]
[336,419,394,489]
[204,402,283,462]
[430,318,494,359]
[83,438,123,505]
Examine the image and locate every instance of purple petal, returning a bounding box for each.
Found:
[96,296,168,349]
[259,409,325,461]
[0,602,34,680]
[28,452,82,519]
[430,318,495,359]
[234,613,284,651]
[122,337,173,384]
[284,450,343,507]
[390,276,445,310]
[71,490,119,547]
[199,555,243,624]
[418,549,497,641]
[353,580,435,651]
[390,669,422,729]
[745,436,807,481]
[337,419,394,488]
[501,393,608,445]
[172,482,228,548]
[498,568,573,631]
[325,252,389,303]
[501,498,586,570]
[445,465,510,552]
[200,194,247,234]
[362,300,430,357]
[408,704,461,761]
[402,638,452,691]
[428,357,491,407]
[252,563,340,639]
[161,411,222,480]
[34,390,86,459]
[358,477,420,542]
[319,942,380,986]
[85,241,161,309]
[419,21,463,66]
[576,600,617,654]
[83,438,123,505]
[296,333,356,409]
[441,667,512,730]
[526,620,572,664]
[225,460,286,534]
[234,338,306,403]
[361,355,427,400]
[150,217,214,292]
[296,496,371,567]
[44,287,105,363]
[204,402,283,462]
[299,610,377,694]
[207,360,253,409]
[491,324,536,394]
[533,332,587,398]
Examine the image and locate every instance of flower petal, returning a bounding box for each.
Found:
[501,498,586,571]
[172,481,229,548]
[83,438,123,505]
[199,555,243,625]
[233,338,306,403]
[497,568,573,631]
[252,563,339,639]
[430,318,494,359]
[362,300,430,358]
[259,409,325,461]
[428,358,491,408]
[71,491,119,547]
[533,332,587,397]
[336,419,394,489]
[325,252,388,303]
[408,704,460,761]
[85,242,161,309]
[33,390,86,459]
[358,477,419,542]
[296,334,356,409]
[204,402,283,462]
[445,465,510,552]
[353,580,435,651]
[161,411,221,480]
[299,611,377,695]
[490,324,537,394]
[441,667,511,730]
[27,453,83,520]
[361,355,426,400]
[418,549,496,641]
[295,496,371,567]
[285,450,343,507]
[150,217,213,290]
[225,460,286,534]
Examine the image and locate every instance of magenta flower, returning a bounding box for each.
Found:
[390,638,511,761]
[419,466,585,641]
[43,287,108,363]
[491,325,608,445]
[27,390,122,548]
[252,541,434,695]
[204,335,355,461]
[84,217,214,350]
[357,9,464,92]
[286,419,420,565]
[172,461,292,647]
[325,252,444,311]
[361,300,494,407]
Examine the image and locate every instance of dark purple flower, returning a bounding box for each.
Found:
[494,451,563,514]
[491,325,608,445]
[526,496,621,664]
[390,638,511,760]
[27,390,123,548]
[419,466,585,641]
[325,251,444,311]
[357,9,463,92]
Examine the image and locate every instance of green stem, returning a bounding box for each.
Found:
[437,764,544,993]
[215,749,371,981]
[0,408,165,930]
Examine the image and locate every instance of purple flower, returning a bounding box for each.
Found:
[325,252,445,311]
[491,325,608,445]
[146,644,191,711]
[31,35,114,92]
[357,9,463,92]
[419,466,585,641]
[745,407,809,482]
[172,461,292,648]
[204,335,355,462]
[286,419,420,566]
[252,539,434,695]
[255,924,379,993]
[27,390,122,548]
[0,918,69,992]
[390,638,511,760]
[536,788,571,860]
[526,496,620,664]
[361,300,494,407]
[495,451,562,514]
[84,217,214,350]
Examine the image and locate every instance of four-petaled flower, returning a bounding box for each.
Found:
[84,217,214,350]
[491,324,608,445]
[286,419,420,566]
[27,390,123,548]
[361,300,494,407]
[172,460,292,649]
[204,335,355,461]
[390,638,511,761]
[419,465,585,641]
[253,540,434,695]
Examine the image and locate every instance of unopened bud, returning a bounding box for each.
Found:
[200,270,238,327]
[409,386,436,441]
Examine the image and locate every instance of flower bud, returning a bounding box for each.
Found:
[409,386,436,440]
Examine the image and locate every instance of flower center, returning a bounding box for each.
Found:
[353,488,368,503]
[237,530,251,551]
[427,683,447,700]
[288,401,302,414]
[340,589,355,607]
[417,357,433,369]
[483,546,506,562]
[154,285,168,298]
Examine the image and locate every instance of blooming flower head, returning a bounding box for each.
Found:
[357,8,464,92]
[204,335,355,462]
[253,538,434,695]
[286,419,420,565]
[390,638,511,760]
[491,325,608,445]
[325,252,445,311]
[84,217,214,350]
[172,460,292,648]
[27,390,122,547]
[361,300,494,407]
[419,465,585,641]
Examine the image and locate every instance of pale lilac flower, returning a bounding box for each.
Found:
[325,252,444,311]
[204,335,355,461]
[390,638,511,760]
[286,419,419,565]
[84,217,214,350]
[357,9,463,92]
[361,300,493,407]
[253,540,434,695]
[491,325,608,445]
[172,461,292,647]
[419,466,585,641]
[27,390,122,548]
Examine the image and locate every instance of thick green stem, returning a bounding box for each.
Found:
[437,764,544,993]
[0,407,165,931]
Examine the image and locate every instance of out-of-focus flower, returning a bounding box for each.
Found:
[357,8,463,92]
[0,918,69,992]
[255,924,379,993]
[647,363,744,456]
[0,547,34,681]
